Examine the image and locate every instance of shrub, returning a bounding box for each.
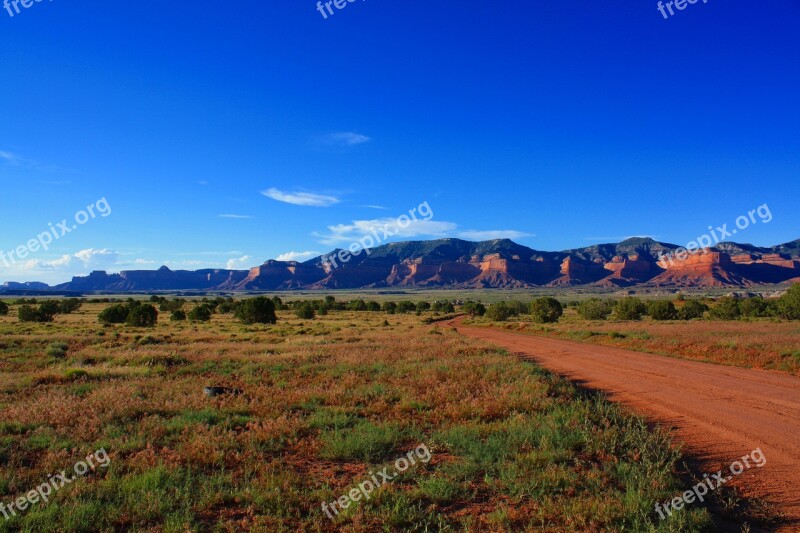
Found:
[777,284,800,320]
[126,304,158,327]
[0,301,8,316]
[295,303,316,320]
[486,302,515,322]
[187,304,213,323]
[98,304,130,324]
[46,342,69,358]
[529,297,563,323]
[396,301,416,314]
[709,297,741,320]
[739,297,768,318]
[365,301,381,312]
[462,301,486,317]
[678,299,708,320]
[577,298,613,320]
[415,301,431,312]
[431,301,455,313]
[506,300,528,316]
[615,297,647,321]
[235,297,277,324]
[382,302,397,314]
[347,299,367,312]
[18,304,55,323]
[58,299,82,314]
[38,300,62,318]
[647,300,677,321]
[170,310,186,321]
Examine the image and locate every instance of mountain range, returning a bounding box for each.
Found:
[3,237,800,293]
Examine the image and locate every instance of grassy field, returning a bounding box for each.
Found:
[467,308,800,375]
[0,301,726,531]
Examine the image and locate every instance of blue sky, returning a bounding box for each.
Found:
[1,0,798,284]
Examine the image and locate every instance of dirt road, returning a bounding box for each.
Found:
[446,318,800,530]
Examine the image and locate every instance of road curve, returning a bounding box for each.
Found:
[445,317,800,530]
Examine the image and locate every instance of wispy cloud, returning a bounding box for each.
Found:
[226,255,254,269]
[360,205,388,210]
[262,188,341,207]
[276,251,321,262]
[319,132,371,148]
[313,218,458,246]
[218,214,254,219]
[456,230,534,241]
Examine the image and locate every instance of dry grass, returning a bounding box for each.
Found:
[0,303,716,531]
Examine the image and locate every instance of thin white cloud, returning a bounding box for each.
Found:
[261,188,340,207]
[276,251,321,262]
[360,205,388,210]
[313,218,458,246]
[320,132,371,147]
[218,214,254,219]
[226,255,253,269]
[457,230,534,241]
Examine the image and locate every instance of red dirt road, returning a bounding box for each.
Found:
[447,318,800,530]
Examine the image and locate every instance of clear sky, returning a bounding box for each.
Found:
[1,0,798,284]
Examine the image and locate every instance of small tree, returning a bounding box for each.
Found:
[577,298,613,320]
[19,305,54,323]
[0,301,8,316]
[188,304,213,322]
[170,310,187,321]
[382,301,397,314]
[678,299,708,320]
[59,299,82,314]
[295,303,316,319]
[235,297,277,324]
[529,297,563,324]
[709,297,741,320]
[415,301,431,312]
[486,302,514,322]
[739,297,768,318]
[38,300,62,318]
[366,301,382,312]
[98,304,130,324]
[126,304,158,327]
[616,297,647,321]
[462,301,486,317]
[347,299,367,311]
[777,284,800,320]
[431,301,455,313]
[396,301,416,314]
[647,300,678,321]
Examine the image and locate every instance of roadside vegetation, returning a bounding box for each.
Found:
[0,300,724,531]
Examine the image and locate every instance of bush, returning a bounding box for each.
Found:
[647,300,677,321]
[396,301,416,314]
[58,299,82,314]
[126,304,158,327]
[187,304,213,322]
[506,300,528,316]
[46,342,69,358]
[739,297,768,318]
[486,302,515,322]
[98,304,130,324]
[347,299,367,312]
[615,297,647,321]
[38,300,62,318]
[677,299,708,320]
[382,302,397,314]
[18,304,56,323]
[709,297,741,320]
[235,297,277,324]
[295,303,316,319]
[777,284,800,320]
[415,301,431,312]
[529,297,563,323]
[170,310,187,321]
[577,298,613,320]
[462,301,486,317]
[0,301,8,316]
[431,301,455,313]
